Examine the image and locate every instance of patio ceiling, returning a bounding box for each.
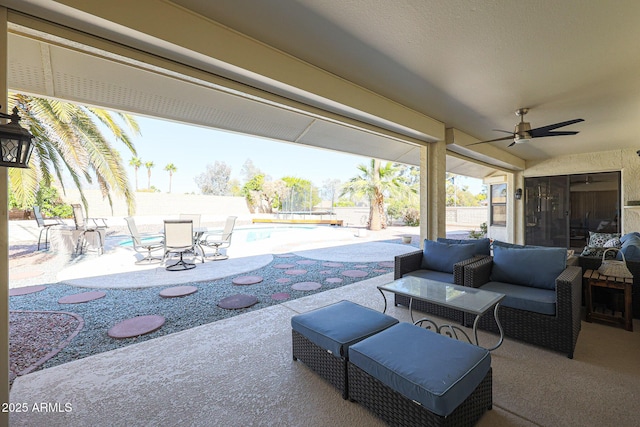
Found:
[3,1,640,180]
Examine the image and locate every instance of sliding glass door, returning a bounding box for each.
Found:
[525,176,570,247]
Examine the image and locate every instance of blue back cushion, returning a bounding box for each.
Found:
[490,245,566,290]
[421,239,476,274]
[437,237,491,255]
[617,234,640,262]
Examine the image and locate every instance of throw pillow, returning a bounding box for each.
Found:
[421,239,476,274]
[588,232,621,248]
[490,245,566,290]
[437,237,491,255]
[603,238,622,248]
[580,246,618,259]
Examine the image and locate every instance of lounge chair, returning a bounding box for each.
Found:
[32,206,64,251]
[71,204,108,255]
[202,216,237,260]
[124,216,164,264]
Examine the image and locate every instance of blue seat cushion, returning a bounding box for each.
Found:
[405,269,455,284]
[291,300,398,357]
[437,237,491,255]
[349,323,491,417]
[421,239,476,274]
[491,245,566,290]
[479,281,556,315]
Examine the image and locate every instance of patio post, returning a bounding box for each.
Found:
[0,7,10,425]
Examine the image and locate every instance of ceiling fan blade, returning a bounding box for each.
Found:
[492,129,515,134]
[508,140,517,147]
[536,131,580,137]
[467,135,515,146]
[529,119,584,137]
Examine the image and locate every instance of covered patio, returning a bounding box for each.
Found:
[2,1,640,426]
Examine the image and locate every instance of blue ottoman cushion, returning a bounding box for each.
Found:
[349,322,491,417]
[291,300,399,357]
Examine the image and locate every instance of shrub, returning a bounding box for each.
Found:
[403,208,420,227]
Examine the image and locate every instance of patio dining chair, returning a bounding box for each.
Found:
[32,206,64,251]
[202,216,237,260]
[163,219,201,271]
[71,203,108,255]
[124,216,164,264]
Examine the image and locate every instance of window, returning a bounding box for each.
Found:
[491,184,507,226]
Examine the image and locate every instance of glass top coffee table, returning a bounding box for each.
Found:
[378,276,506,351]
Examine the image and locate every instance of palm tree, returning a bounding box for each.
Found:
[341,159,408,230]
[145,161,154,190]
[8,93,139,215]
[129,157,142,191]
[164,163,177,193]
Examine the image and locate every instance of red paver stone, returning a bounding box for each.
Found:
[9,285,47,296]
[273,264,296,269]
[218,294,258,309]
[108,315,165,339]
[159,285,198,298]
[322,262,344,268]
[284,269,307,275]
[232,275,263,285]
[58,291,107,304]
[292,282,322,291]
[354,264,369,268]
[271,292,290,300]
[378,261,395,268]
[341,270,368,278]
[296,260,317,265]
[276,278,292,284]
[326,278,343,284]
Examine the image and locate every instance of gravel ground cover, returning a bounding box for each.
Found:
[9,251,403,384]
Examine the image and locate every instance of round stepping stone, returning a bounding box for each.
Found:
[354,264,369,268]
[58,290,106,304]
[108,315,165,339]
[373,269,388,273]
[322,262,344,268]
[326,277,343,284]
[218,294,258,309]
[276,278,292,284]
[296,260,317,265]
[271,292,290,301]
[9,285,46,296]
[232,275,263,285]
[378,261,395,268]
[284,269,307,275]
[159,285,198,298]
[292,282,322,291]
[341,270,368,278]
[273,263,296,269]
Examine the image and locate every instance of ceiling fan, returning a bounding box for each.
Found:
[470,108,584,147]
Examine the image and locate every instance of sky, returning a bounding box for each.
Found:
[122,115,484,196]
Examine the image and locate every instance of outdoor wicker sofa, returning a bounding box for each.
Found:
[463,244,582,358]
[394,238,490,323]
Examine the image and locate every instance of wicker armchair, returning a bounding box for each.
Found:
[463,256,582,358]
[578,256,640,318]
[394,250,486,323]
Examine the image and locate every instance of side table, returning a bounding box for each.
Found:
[583,269,633,331]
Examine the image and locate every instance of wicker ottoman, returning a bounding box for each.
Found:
[291,300,399,399]
[348,323,492,426]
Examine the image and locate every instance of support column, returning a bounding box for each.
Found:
[419,140,447,244]
[1,7,10,425]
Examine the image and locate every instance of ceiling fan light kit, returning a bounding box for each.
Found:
[470,108,583,147]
